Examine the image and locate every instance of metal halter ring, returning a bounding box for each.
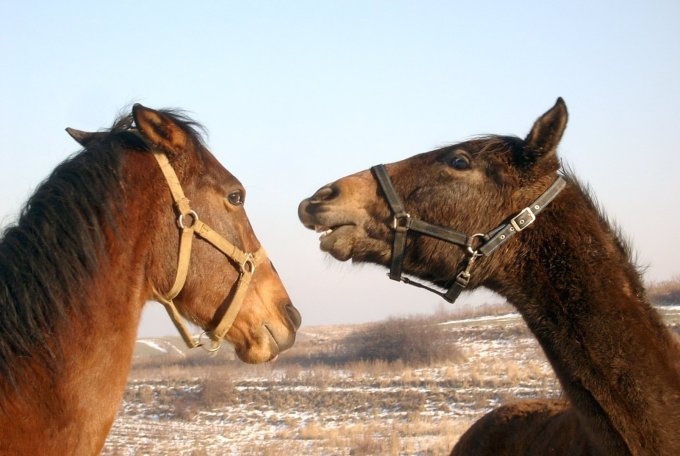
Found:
[177,210,199,229]
[241,254,256,274]
[466,233,487,256]
[198,331,222,353]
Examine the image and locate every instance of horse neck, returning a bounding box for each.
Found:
[0,152,155,454]
[489,185,680,454]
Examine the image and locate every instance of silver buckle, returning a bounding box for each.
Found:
[392,212,411,232]
[510,207,536,232]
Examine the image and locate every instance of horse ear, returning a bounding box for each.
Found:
[65,128,106,148]
[524,97,568,158]
[132,104,188,154]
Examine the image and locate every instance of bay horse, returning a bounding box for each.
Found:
[298,99,680,455]
[0,104,301,455]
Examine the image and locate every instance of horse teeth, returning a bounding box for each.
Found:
[316,226,334,238]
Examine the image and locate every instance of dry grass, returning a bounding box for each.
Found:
[648,276,680,305]
[293,417,470,455]
[103,310,568,455]
[101,300,680,455]
[343,316,465,366]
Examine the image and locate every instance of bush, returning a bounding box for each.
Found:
[341,316,464,367]
[648,276,680,305]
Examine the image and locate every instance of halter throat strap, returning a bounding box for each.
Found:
[371,164,566,303]
[151,151,266,350]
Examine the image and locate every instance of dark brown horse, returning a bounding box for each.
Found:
[0,105,300,455]
[298,99,680,455]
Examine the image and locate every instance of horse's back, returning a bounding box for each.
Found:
[450,399,592,456]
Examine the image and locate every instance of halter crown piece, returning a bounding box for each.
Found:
[151,150,267,351]
[371,164,566,304]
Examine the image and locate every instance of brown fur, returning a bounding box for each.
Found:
[298,98,680,455]
[0,105,300,455]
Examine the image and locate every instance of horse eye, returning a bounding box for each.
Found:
[450,156,471,170]
[227,191,244,206]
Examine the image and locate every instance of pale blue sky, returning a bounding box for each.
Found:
[1,1,678,336]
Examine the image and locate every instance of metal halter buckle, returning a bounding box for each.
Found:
[455,270,471,287]
[392,212,411,232]
[510,207,536,232]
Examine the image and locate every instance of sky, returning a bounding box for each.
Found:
[1,1,678,337]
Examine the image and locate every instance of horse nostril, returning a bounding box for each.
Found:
[298,184,339,227]
[309,185,337,204]
[285,304,302,330]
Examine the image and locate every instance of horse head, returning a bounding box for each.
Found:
[298,98,568,297]
[68,105,301,363]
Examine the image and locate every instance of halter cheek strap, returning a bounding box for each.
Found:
[371,164,566,304]
[151,151,267,351]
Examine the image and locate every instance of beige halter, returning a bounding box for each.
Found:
[151,151,267,351]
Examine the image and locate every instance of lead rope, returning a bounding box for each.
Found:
[151,151,266,350]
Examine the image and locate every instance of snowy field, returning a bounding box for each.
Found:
[102,306,679,456]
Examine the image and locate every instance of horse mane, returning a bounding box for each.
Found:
[0,109,206,385]
[557,165,647,300]
[474,134,646,299]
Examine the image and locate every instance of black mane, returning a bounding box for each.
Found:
[558,166,647,299]
[0,109,205,384]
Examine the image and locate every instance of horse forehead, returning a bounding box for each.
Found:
[389,152,439,179]
[198,147,242,186]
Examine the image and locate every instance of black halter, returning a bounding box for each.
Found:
[370,164,567,303]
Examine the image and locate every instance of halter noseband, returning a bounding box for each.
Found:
[152,151,267,351]
[371,164,566,304]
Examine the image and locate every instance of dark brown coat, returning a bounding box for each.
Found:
[299,99,680,455]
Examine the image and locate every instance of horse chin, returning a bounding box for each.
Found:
[233,322,297,364]
[235,349,277,364]
[318,224,359,261]
[234,333,279,364]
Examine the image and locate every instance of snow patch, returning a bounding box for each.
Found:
[137,339,168,353]
[440,312,520,326]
